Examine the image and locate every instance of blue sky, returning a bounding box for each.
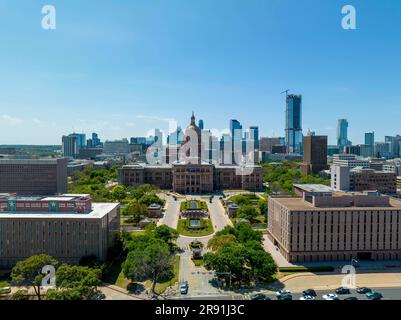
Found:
[0,0,400,145]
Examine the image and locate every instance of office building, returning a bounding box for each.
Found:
[337,119,351,150]
[103,139,130,155]
[0,194,120,268]
[230,119,243,164]
[301,135,328,175]
[62,135,77,158]
[260,137,285,153]
[331,165,396,194]
[249,126,259,150]
[0,158,67,195]
[332,154,369,169]
[364,132,375,157]
[285,94,303,154]
[375,142,391,159]
[268,184,401,263]
[198,119,204,130]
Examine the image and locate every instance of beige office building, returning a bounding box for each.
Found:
[268,184,401,263]
[0,194,120,268]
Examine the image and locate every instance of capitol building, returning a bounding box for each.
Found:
[118,113,264,194]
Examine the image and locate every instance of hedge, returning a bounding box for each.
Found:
[278,266,334,272]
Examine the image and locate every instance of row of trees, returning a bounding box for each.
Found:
[204,223,277,287]
[262,161,330,195]
[229,194,267,222]
[10,254,102,300]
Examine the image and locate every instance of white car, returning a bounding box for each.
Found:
[322,293,339,300]
[276,289,292,296]
[299,295,315,300]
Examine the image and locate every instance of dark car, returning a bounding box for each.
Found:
[366,292,383,300]
[335,287,351,295]
[250,294,270,301]
[302,289,317,297]
[356,287,372,294]
[277,294,292,300]
[180,281,189,295]
[344,297,358,300]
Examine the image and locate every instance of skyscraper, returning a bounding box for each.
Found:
[249,126,259,150]
[230,119,242,164]
[198,119,204,130]
[285,94,303,154]
[69,133,86,149]
[62,135,77,158]
[364,131,375,157]
[337,119,351,150]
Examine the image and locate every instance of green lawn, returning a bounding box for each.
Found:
[177,218,214,237]
[180,200,208,212]
[0,281,8,288]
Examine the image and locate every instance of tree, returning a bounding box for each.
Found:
[154,225,179,243]
[125,201,148,224]
[207,234,237,251]
[46,265,102,300]
[234,222,262,243]
[112,185,127,201]
[258,200,267,216]
[122,239,174,294]
[11,254,58,300]
[139,193,164,206]
[237,205,258,221]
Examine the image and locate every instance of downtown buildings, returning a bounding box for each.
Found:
[118,114,264,193]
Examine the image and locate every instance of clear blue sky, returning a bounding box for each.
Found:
[0,0,400,145]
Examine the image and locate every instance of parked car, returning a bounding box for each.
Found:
[277,294,292,300]
[322,293,339,300]
[344,297,358,300]
[276,289,292,296]
[299,295,315,300]
[250,294,270,300]
[335,287,351,295]
[356,287,372,294]
[180,281,189,295]
[366,292,383,300]
[302,289,317,297]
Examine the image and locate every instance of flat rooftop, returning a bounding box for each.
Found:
[0,194,90,201]
[0,202,118,219]
[293,184,335,193]
[270,196,401,211]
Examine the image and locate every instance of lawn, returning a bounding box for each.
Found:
[177,218,214,237]
[180,200,208,212]
[0,281,8,288]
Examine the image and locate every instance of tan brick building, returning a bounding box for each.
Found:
[268,184,401,263]
[0,194,120,268]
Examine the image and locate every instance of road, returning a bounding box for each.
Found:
[157,193,181,229]
[160,194,233,299]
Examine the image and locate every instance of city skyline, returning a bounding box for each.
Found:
[1,0,401,145]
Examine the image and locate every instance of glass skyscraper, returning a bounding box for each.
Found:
[285,94,303,154]
[337,119,351,149]
[230,119,242,164]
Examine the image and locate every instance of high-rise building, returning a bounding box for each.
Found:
[230,119,242,164]
[62,135,77,158]
[285,94,303,154]
[69,133,86,149]
[198,119,204,130]
[301,135,328,175]
[249,126,259,150]
[337,119,351,149]
[91,132,101,147]
[260,137,285,153]
[0,158,68,195]
[375,142,391,159]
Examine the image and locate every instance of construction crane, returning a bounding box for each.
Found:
[280,89,290,96]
